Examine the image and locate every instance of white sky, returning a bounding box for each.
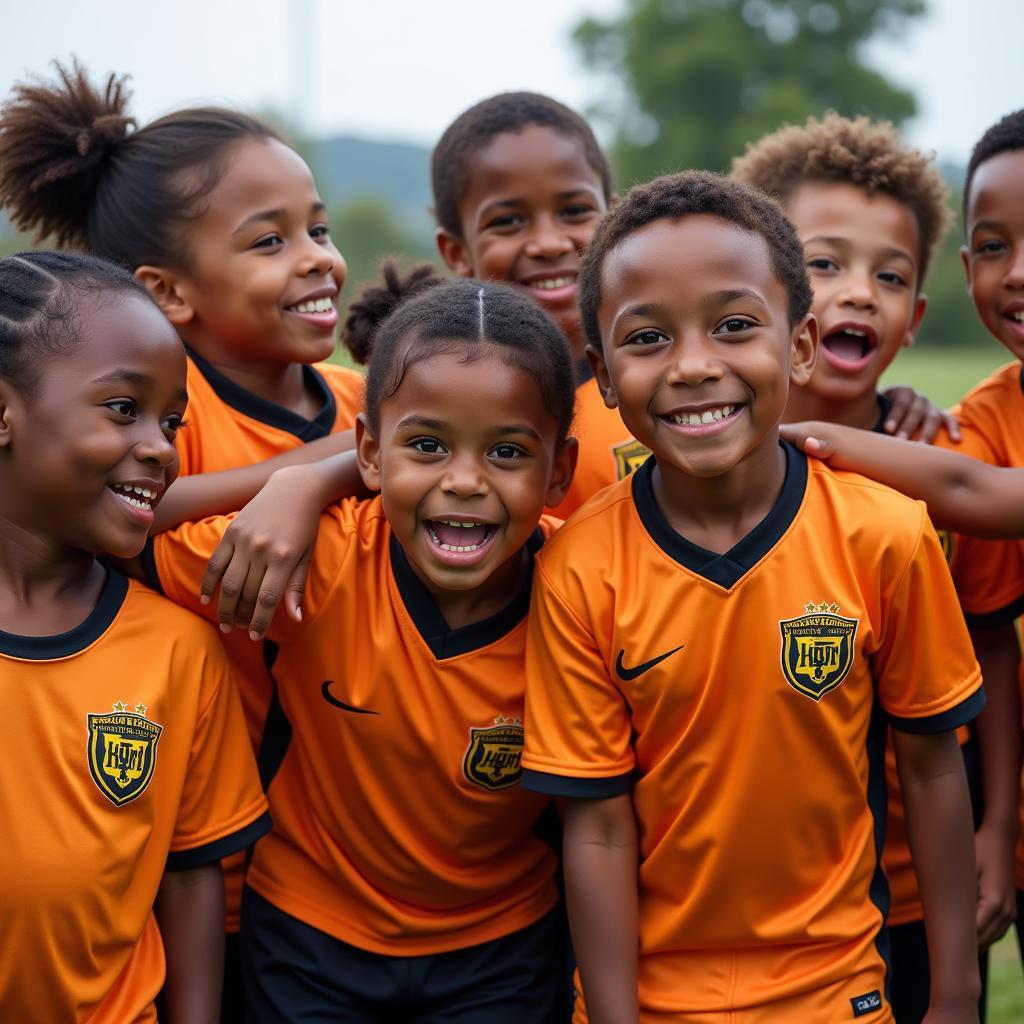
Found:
[1,0,1021,164]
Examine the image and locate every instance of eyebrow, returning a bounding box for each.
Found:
[91,370,188,404]
[804,235,915,264]
[397,414,543,441]
[232,201,327,236]
[970,219,1004,238]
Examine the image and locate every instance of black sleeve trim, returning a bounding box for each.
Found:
[963,592,1024,629]
[521,768,634,799]
[164,810,272,871]
[888,687,987,735]
[139,538,163,594]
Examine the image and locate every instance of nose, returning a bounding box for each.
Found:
[134,422,177,470]
[524,213,575,261]
[666,332,724,388]
[440,451,489,499]
[837,269,878,312]
[298,233,337,278]
[1004,245,1024,289]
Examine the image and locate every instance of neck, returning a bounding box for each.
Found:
[652,434,787,555]
[430,546,530,631]
[784,385,881,432]
[186,337,317,415]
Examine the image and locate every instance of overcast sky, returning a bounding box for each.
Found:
[1,0,1020,165]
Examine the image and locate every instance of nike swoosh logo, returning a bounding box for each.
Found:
[321,680,379,715]
[615,645,684,681]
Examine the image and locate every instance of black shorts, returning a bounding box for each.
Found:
[239,887,569,1023]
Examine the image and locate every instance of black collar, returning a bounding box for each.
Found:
[872,392,893,434]
[186,345,337,441]
[0,569,129,660]
[389,530,544,659]
[632,441,808,589]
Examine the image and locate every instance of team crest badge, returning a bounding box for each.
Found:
[87,701,163,806]
[612,438,651,479]
[463,716,524,791]
[779,602,859,702]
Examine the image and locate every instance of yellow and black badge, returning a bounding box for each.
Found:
[87,700,163,806]
[463,715,524,791]
[612,438,651,479]
[779,602,859,702]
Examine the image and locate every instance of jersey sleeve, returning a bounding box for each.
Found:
[873,508,985,733]
[521,558,635,798]
[166,637,271,868]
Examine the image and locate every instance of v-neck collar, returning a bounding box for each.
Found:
[186,345,337,441]
[631,441,807,589]
[389,530,543,659]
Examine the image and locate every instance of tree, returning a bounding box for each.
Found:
[574,0,926,184]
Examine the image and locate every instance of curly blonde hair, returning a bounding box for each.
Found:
[730,113,951,284]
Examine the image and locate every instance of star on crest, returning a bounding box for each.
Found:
[804,601,842,615]
[135,702,148,716]
[112,700,128,713]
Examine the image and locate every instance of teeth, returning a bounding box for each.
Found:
[1008,311,1024,323]
[441,520,479,528]
[669,405,735,426]
[291,297,333,314]
[110,484,156,509]
[531,276,574,291]
[438,542,484,552]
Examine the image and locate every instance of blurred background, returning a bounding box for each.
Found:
[2,2,1023,1009]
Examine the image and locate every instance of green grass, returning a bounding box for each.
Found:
[990,929,1024,1023]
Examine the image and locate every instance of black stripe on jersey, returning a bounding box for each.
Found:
[0,568,129,659]
[888,687,987,734]
[389,529,544,660]
[521,769,635,799]
[186,345,337,441]
[257,641,293,792]
[165,810,273,871]
[631,441,808,589]
[139,538,163,594]
[865,701,893,1003]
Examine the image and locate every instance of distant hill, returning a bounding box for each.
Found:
[307,134,433,237]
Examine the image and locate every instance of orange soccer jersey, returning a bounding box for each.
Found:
[148,497,558,956]
[0,572,270,1024]
[160,346,363,928]
[549,368,650,519]
[522,445,982,1020]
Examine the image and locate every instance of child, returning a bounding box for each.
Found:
[521,171,983,1023]
[732,113,1001,1023]
[136,273,579,1022]
[0,251,269,1023]
[0,61,363,1004]
[430,91,648,517]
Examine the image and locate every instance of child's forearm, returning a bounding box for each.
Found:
[781,422,1024,538]
[153,428,356,532]
[894,729,981,1013]
[563,795,640,1024]
[154,864,225,1024]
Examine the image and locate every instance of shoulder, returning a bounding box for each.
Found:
[954,361,1022,416]
[125,578,225,651]
[316,361,365,405]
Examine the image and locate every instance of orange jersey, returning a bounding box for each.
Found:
[0,572,270,1024]
[522,447,982,1018]
[149,498,558,956]
[550,370,650,519]
[165,347,363,928]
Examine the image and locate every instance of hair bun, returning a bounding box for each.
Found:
[0,58,135,248]
[342,260,445,364]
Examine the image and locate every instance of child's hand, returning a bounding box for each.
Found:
[882,385,961,443]
[974,823,1017,949]
[200,466,323,640]
[778,422,838,459]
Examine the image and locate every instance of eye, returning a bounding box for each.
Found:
[105,399,137,419]
[409,436,447,455]
[625,328,668,347]
[975,239,1006,256]
[310,223,330,240]
[714,317,754,335]
[877,270,908,287]
[485,213,524,231]
[162,413,187,435]
[561,202,596,220]
[490,442,528,461]
[807,257,839,272]
[252,233,284,250]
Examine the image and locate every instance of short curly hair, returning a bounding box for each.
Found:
[431,91,613,239]
[730,113,950,284]
[964,109,1024,223]
[579,171,813,352]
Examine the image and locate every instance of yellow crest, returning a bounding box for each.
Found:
[779,602,859,702]
[612,438,651,479]
[87,701,163,806]
[463,716,524,791]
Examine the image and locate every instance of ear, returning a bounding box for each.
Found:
[0,380,24,450]
[903,293,928,348]
[789,312,818,388]
[435,228,475,278]
[135,265,196,328]
[354,413,382,492]
[586,344,618,409]
[544,436,579,509]
[959,244,972,291]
